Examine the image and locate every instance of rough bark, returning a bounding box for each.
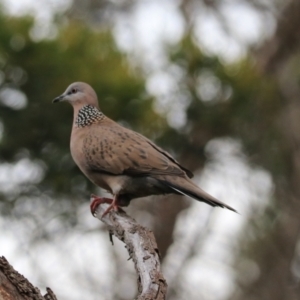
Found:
[0,256,57,300]
[93,202,168,300]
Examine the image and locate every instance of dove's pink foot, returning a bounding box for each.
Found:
[90,194,124,217]
[90,194,113,216]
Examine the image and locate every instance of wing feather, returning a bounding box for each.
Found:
[83,120,193,178]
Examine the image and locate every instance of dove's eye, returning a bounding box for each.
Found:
[72,88,77,94]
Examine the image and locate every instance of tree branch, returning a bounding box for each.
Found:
[0,256,57,300]
[93,203,168,300]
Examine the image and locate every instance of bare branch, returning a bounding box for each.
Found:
[93,203,168,300]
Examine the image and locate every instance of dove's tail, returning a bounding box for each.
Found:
[158,177,237,213]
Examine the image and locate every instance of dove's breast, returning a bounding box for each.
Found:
[70,125,128,194]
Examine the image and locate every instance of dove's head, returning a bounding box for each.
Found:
[53,82,99,109]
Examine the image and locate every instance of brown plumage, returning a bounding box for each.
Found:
[53,82,236,216]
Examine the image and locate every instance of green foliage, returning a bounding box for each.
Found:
[167,35,285,177]
[0,12,287,216]
[0,12,166,204]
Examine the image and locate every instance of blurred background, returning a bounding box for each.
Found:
[0,0,299,299]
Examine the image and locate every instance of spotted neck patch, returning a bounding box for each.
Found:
[75,105,105,128]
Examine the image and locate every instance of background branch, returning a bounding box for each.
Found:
[0,256,57,300]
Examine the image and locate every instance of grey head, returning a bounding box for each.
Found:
[52,82,99,109]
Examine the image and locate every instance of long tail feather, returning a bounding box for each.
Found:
[159,178,237,213]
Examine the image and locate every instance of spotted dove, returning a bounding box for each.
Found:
[53,82,236,216]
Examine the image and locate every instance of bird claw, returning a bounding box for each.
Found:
[90,194,113,217]
[90,194,124,217]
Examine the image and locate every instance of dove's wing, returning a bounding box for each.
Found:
[82,119,193,178]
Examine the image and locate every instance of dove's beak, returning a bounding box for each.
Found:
[52,94,65,103]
